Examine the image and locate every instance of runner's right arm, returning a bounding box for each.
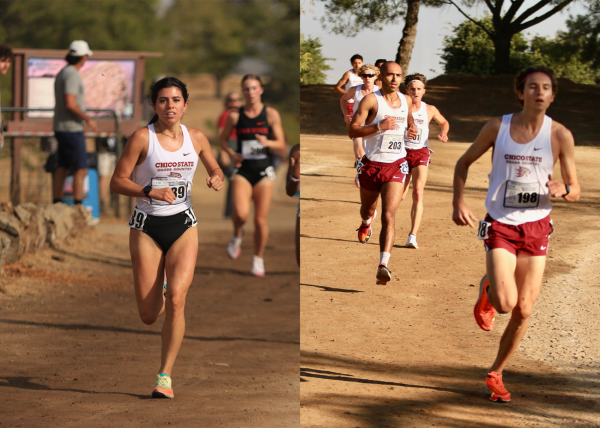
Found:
[109,128,176,204]
[286,144,300,197]
[348,94,395,139]
[334,71,351,95]
[340,87,356,123]
[452,117,500,227]
[219,111,244,168]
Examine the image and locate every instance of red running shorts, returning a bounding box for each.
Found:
[357,156,408,192]
[482,214,553,256]
[405,147,431,171]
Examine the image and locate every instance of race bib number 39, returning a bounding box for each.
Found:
[128,207,147,230]
[242,139,268,160]
[503,180,540,209]
[379,134,404,154]
[150,177,188,206]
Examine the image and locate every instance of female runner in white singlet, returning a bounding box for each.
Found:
[110,77,223,399]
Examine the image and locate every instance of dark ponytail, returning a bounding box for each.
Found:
[147,76,190,125]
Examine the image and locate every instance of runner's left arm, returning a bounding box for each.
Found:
[548,124,580,202]
[190,128,224,191]
[429,105,449,143]
[255,107,286,152]
[405,97,418,139]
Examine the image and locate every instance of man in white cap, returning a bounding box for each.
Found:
[53,40,97,205]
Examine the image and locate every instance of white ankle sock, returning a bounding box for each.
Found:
[380,252,390,266]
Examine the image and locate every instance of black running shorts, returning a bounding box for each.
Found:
[128,207,198,253]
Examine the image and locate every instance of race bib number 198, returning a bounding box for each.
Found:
[503,180,540,209]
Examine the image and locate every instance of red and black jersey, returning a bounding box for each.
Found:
[236,105,273,169]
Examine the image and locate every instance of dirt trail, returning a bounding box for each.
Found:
[0,166,300,427]
[300,134,600,427]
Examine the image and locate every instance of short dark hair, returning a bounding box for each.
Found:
[404,73,427,88]
[514,65,558,106]
[375,59,386,67]
[65,54,84,65]
[0,44,13,61]
[350,54,363,63]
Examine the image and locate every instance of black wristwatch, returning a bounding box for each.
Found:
[143,185,152,198]
[561,184,570,198]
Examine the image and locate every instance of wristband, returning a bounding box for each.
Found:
[289,176,300,182]
[143,185,152,198]
[377,122,381,132]
[561,184,570,198]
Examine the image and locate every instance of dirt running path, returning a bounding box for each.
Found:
[300,134,600,427]
[0,167,300,427]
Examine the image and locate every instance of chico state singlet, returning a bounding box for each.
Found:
[133,124,198,216]
[352,84,380,115]
[362,91,409,163]
[485,114,554,225]
[236,105,272,170]
[345,70,363,92]
[405,102,430,150]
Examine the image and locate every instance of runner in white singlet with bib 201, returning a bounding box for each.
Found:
[452,66,580,403]
[349,62,418,285]
[111,77,224,400]
[400,73,449,249]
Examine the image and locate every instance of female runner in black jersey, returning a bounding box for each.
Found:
[111,77,223,398]
[219,74,286,276]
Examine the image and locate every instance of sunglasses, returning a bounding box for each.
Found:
[361,74,376,78]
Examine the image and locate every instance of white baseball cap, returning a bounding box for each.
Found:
[68,40,93,57]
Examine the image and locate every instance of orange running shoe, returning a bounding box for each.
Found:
[485,371,511,402]
[474,274,496,331]
[356,210,377,244]
[152,374,174,399]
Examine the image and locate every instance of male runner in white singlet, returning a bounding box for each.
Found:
[339,64,380,176]
[350,62,417,285]
[400,73,449,249]
[335,54,365,167]
[453,65,580,402]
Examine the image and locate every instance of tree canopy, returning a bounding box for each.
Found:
[441,15,600,84]
[300,35,333,84]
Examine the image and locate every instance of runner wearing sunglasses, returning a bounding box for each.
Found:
[340,64,380,186]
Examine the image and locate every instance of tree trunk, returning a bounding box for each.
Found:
[395,0,420,76]
[493,32,513,75]
[215,74,223,99]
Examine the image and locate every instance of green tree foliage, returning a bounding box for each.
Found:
[300,35,333,84]
[561,0,600,68]
[0,0,298,118]
[441,16,531,75]
[441,15,600,84]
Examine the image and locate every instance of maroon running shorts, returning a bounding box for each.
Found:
[346,99,355,117]
[482,214,553,256]
[357,157,408,192]
[405,147,431,171]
